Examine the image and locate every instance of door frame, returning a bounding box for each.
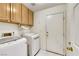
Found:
[45,12,66,56]
[73,4,79,47]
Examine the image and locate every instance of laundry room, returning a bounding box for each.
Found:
[0,2,79,56]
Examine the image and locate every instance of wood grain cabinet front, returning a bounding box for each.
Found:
[28,9,33,25]
[11,3,22,24]
[22,4,29,25]
[0,3,34,25]
[0,3,10,22]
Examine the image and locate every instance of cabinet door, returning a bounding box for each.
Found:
[29,10,33,25]
[11,4,22,24]
[0,3,10,22]
[22,4,29,25]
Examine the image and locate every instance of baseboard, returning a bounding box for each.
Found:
[46,50,65,56]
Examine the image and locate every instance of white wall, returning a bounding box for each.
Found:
[32,5,66,50]
[66,3,79,56]
[0,22,20,38]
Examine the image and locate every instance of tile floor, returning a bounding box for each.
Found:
[36,49,61,56]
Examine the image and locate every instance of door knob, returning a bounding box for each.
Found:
[46,32,48,37]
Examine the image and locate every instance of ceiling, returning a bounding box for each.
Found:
[24,3,65,12]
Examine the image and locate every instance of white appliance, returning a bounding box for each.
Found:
[24,33,40,56]
[20,26,40,56]
[0,38,27,56]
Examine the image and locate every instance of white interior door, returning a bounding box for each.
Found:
[46,13,64,55]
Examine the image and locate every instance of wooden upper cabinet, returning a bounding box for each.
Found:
[0,3,34,25]
[28,9,33,25]
[11,3,22,24]
[22,4,29,25]
[0,3,10,22]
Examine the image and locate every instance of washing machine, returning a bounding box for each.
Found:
[0,38,27,56]
[24,33,40,56]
